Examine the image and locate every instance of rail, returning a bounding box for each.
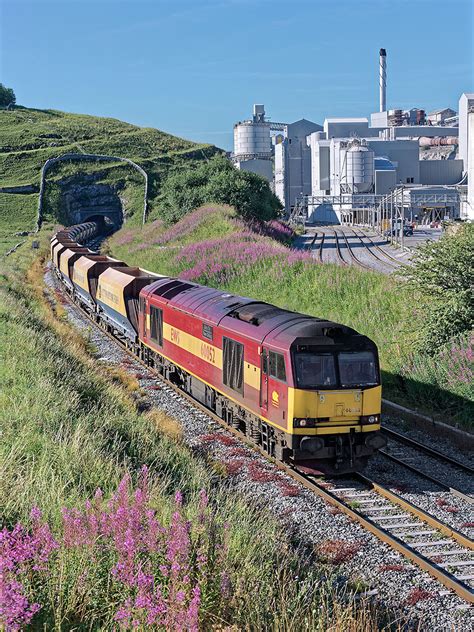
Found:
[51,259,474,604]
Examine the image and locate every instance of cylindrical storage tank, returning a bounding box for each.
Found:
[233,122,271,158]
[344,144,375,193]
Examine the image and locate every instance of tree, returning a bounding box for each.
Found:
[401,223,474,353]
[159,156,282,224]
[0,83,16,107]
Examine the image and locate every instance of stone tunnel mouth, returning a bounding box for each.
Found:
[83,214,117,236]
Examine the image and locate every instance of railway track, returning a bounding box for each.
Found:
[351,229,398,270]
[306,231,324,262]
[332,229,349,266]
[336,229,373,270]
[52,268,474,605]
[380,427,474,505]
[302,471,474,604]
[352,228,405,267]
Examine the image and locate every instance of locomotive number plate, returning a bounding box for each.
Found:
[200,342,216,364]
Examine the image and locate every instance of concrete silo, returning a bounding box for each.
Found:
[232,104,273,182]
[340,139,375,194]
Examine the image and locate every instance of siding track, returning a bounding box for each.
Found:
[53,268,474,605]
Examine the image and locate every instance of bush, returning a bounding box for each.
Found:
[401,224,474,354]
[0,83,16,107]
[159,156,282,223]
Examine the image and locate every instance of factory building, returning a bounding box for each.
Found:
[274,119,323,210]
[459,93,474,176]
[426,108,457,126]
[467,108,474,220]
[233,51,468,222]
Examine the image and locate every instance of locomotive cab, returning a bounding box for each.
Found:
[284,327,385,473]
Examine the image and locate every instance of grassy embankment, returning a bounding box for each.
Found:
[107,205,473,430]
[0,234,394,628]
[0,107,220,254]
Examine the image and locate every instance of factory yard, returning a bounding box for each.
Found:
[297,225,442,274]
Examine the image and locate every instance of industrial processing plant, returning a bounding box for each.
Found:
[232,50,474,225]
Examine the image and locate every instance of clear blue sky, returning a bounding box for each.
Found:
[1,0,473,149]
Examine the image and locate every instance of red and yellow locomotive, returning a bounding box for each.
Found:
[52,224,385,474]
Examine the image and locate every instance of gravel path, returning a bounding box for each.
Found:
[43,266,474,630]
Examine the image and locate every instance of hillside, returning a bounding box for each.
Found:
[0,107,220,252]
[106,205,473,429]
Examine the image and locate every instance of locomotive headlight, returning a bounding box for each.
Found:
[361,414,379,425]
[293,418,317,428]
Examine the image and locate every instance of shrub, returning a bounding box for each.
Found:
[0,472,227,630]
[401,224,474,354]
[0,83,16,107]
[159,156,282,223]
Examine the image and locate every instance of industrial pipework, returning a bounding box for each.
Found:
[379,48,387,113]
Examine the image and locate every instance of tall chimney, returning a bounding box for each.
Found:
[379,48,387,112]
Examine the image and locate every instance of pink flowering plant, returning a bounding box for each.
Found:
[0,468,230,630]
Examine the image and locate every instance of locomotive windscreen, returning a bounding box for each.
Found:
[294,350,378,389]
[338,351,378,387]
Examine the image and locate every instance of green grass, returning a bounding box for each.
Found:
[0,192,37,254]
[0,236,395,630]
[107,205,473,429]
[0,106,221,224]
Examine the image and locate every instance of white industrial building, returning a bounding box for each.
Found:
[233,51,470,222]
[427,108,457,125]
[459,93,474,176]
[274,119,322,210]
[466,107,474,220]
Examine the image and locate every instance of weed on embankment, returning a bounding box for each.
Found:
[0,237,397,630]
[108,205,472,429]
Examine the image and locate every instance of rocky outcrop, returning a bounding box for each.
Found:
[60,175,123,229]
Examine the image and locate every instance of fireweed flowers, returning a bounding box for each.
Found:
[0,468,229,630]
[176,231,313,286]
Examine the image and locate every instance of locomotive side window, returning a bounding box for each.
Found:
[150,306,163,345]
[269,351,286,382]
[202,323,213,341]
[223,337,244,394]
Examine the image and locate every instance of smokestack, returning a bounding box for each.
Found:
[379,48,387,112]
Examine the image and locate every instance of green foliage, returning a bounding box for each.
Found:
[0,107,220,221]
[0,193,37,255]
[0,241,391,630]
[401,224,474,354]
[159,155,282,223]
[0,83,16,107]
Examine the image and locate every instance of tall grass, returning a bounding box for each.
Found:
[107,205,472,429]
[0,237,396,629]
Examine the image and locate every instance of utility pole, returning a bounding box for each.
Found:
[400,185,405,248]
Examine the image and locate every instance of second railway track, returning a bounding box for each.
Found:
[380,426,474,505]
[51,263,474,606]
[301,471,474,604]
